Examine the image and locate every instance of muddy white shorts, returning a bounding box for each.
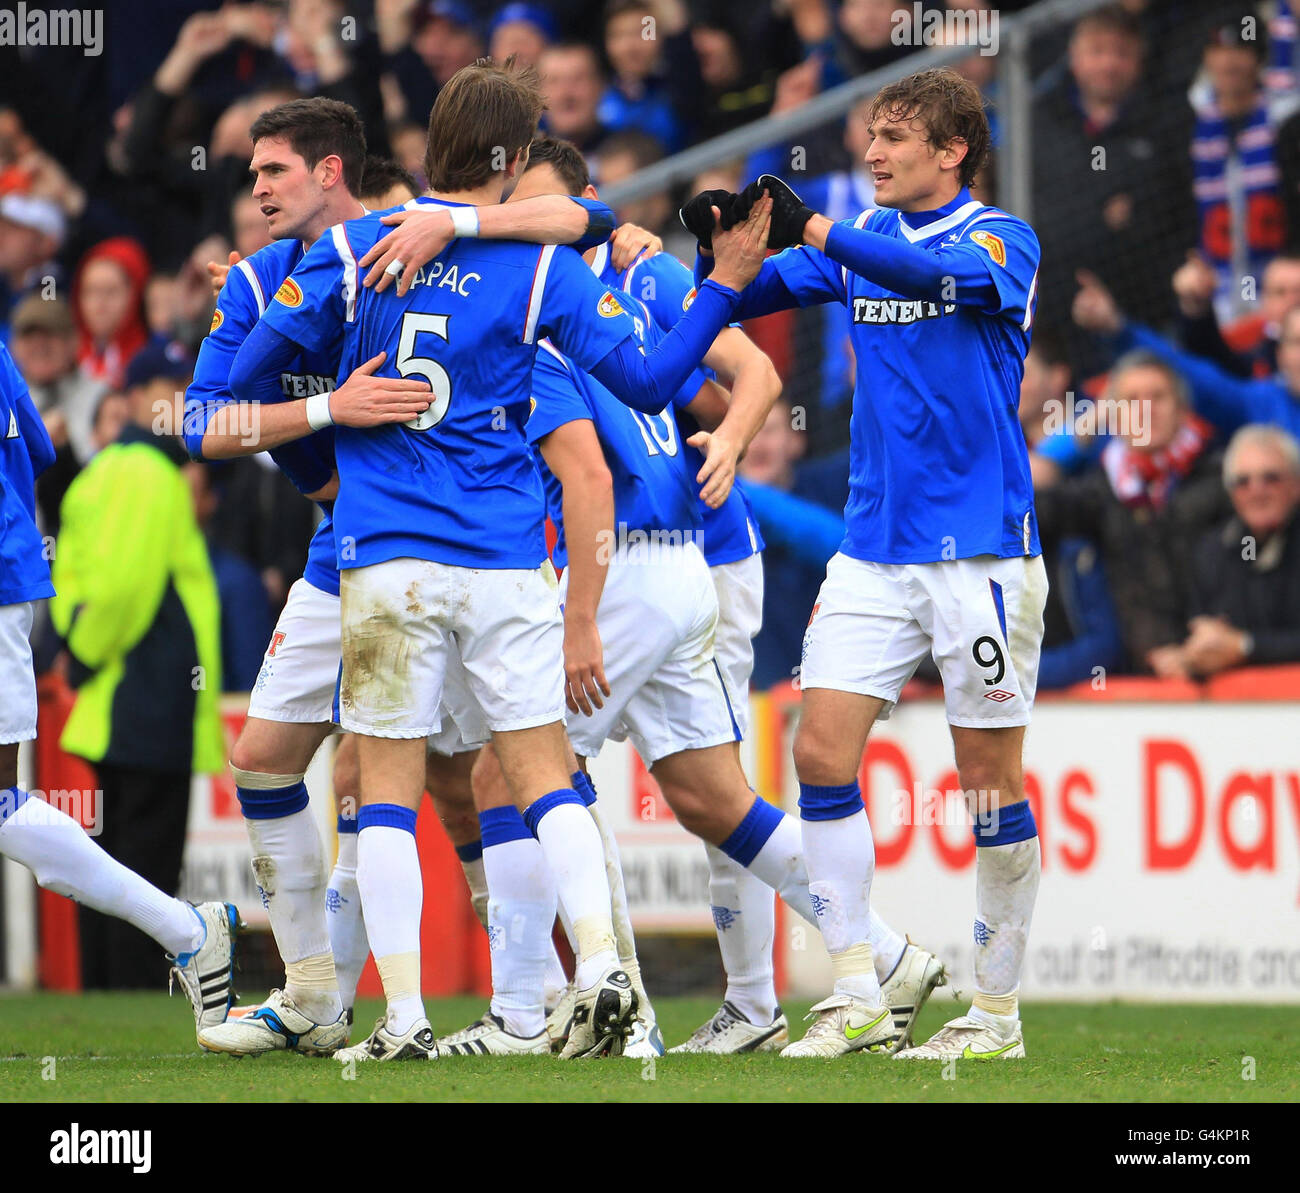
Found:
[800,552,1047,728]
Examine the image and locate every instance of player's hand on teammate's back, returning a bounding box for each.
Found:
[610,221,662,272]
[207,250,239,300]
[687,428,741,509]
[1072,269,1123,335]
[328,351,433,427]
[563,615,610,716]
[709,194,773,292]
[359,208,454,296]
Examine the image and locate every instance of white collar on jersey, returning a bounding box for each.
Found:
[895,199,984,244]
[589,240,610,278]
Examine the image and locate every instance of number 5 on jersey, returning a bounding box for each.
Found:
[398,312,452,431]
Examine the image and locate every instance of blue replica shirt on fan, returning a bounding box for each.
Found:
[598,244,765,567]
[256,197,733,571]
[720,188,1041,565]
[527,299,706,570]
[0,342,56,605]
[182,237,342,597]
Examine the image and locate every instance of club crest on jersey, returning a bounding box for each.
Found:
[969,229,1006,267]
[209,307,223,334]
[682,287,697,311]
[597,290,625,318]
[275,278,303,308]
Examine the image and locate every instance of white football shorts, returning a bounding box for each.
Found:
[339,556,564,739]
[709,551,764,740]
[249,575,487,751]
[566,539,741,765]
[800,552,1047,728]
[0,600,38,745]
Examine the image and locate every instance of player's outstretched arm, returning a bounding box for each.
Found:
[223,327,432,456]
[358,194,617,295]
[536,420,614,717]
[583,197,773,414]
[688,329,783,507]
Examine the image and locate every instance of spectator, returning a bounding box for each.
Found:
[1179,423,1300,674]
[230,192,275,262]
[1032,4,1196,370]
[49,338,224,989]
[598,0,688,152]
[540,42,612,163]
[1035,350,1230,678]
[1189,20,1295,323]
[689,8,782,142]
[388,120,430,187]
[8,294,104,467]
[0,193,65,332]
[827,0,913,86]
[382,1,486,127]
[1074,267,1300,442]
[488,3,556,68]
[71,236,150,391]
[1171,247,1300,380]
[187,462,276,693]
[593,129,671,236]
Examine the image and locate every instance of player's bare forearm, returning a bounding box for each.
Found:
[200,400,314,459]
[703,330,782,455]
[477,195,596,246]
[801,212,833,252]
[560,474,614,627]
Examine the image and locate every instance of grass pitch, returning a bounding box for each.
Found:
[0,993,1294,1103]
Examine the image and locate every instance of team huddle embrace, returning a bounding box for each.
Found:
[0,58,1045,1066]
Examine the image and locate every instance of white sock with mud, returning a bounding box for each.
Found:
[357,806,426,1035]
[327,823,368,1012]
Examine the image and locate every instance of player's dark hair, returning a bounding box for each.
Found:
[599,128,664,172]
[249,98,367,196]
[867,67,990,189]
[359,155,420,205]
[1071,4,1143,46]
[525,134,589,195]
[426,56,546,192]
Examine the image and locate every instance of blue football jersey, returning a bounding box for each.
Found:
[769,190,1041,564]
[527,291,704,570]
[262,197,653,571]
[184,237,342,597]
[595,245,764,567]
[0,342,56,605]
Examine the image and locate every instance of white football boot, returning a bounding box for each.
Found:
[197,989,350,1056]
[435,1012,550,1056]
[670,1001,790,1054]
[169,901,241,1043]
[544,983,576,1053]
[622,1011,666,1058]
[335,1015,438,1062]
[559,968,637,1059]
[779,994,895,1058]
[879,942,948,1053]
[894,1013,1025,1060]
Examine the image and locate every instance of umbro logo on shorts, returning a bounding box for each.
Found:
[983,689,1015,703]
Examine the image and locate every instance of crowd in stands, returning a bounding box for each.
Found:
[2,0,1300,701]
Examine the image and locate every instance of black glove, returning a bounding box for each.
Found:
[679,189,739,249]
[737,174,814,250]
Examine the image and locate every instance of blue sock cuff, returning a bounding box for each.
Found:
[0,787,30,826]
[719,796,784,866]
[479,806,532,848]
[237,780,310,821]
[974,799,1037,846]
[337,813,359,835]
[455,838,484,862]
[357,803,417,835]
[571,771,597,807]
[523,788,584,837]
[798,781,863,822]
